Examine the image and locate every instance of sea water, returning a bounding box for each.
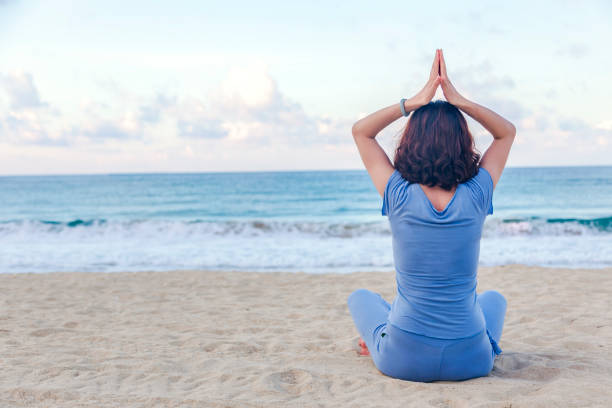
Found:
[0,166,610,273]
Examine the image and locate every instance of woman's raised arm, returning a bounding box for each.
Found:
[352,50,442,196]
[439,50,516,189]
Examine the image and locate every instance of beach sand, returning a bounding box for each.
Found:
[1,265,611,407]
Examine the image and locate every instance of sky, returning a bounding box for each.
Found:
[0,0,611,175]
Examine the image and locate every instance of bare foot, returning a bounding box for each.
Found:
[358,338,370,356]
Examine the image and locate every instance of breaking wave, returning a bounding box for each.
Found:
[1,216,610,240]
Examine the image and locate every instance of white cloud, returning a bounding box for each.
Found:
[1,65,610,173]
[216,61,276,108]
[0,68,354,149]
[0,72,47,110]
[596,120,612,131]
[422,59,612,164]
[0,73,64,145]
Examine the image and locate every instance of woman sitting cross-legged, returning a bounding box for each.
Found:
[348,49,515,382]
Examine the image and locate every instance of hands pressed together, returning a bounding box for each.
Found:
[413,49,465,108]
[352,48,516,196]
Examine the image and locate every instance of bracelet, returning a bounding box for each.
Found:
[400,98,409,117]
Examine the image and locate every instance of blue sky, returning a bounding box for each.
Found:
[0,0,610,174]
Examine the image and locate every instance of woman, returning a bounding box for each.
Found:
[348,49,516,382]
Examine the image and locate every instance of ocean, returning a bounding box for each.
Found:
[0,166,611,273]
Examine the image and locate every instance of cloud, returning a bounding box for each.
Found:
[0,73,144,145]
[519,114,549,132]
[555,43,589,59]
[129,64,352,145]
[77,120,139,141]
[138,93,176,124]
[558,117,588,132]
[198,63,351,145]
[450,60,516,99]
[0,73,63,145]
[0,111,64,146]
[178,118,228,139]
[513,107,612,159]
[596,120,612,131]
[0,67,354,148]
[0,72,47,110]
[408,57,612,161]
[1,66,608,170]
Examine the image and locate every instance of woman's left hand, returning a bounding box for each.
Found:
[352,49,442,197]
[411,49,442,107]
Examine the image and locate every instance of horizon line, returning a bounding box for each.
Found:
[1,164,612,178]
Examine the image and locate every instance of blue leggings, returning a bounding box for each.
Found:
[347,289,507,382]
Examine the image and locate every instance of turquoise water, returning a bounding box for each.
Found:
[0,166,611,272]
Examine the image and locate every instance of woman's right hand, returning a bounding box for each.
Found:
[441,49,516,190]
[439,50,466,106]
[410,49,442,108]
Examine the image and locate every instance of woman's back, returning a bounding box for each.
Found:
[382,166,495,339]
[348,49,515,381]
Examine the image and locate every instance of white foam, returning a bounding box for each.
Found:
[0,218,610,273]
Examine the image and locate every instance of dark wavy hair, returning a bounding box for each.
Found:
[394,100,481,191]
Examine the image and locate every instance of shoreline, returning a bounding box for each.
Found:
[1,265,611,407]
[3,261,612,276]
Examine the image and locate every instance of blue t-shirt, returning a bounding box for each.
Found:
[382,166,494,339]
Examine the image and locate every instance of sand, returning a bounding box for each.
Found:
[0,265,611,407]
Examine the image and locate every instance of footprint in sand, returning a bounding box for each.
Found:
[491,352,564,382]
[265,369,315,395]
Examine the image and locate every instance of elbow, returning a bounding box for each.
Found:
[508,122,517,138]
[504,122,516,140]
[351,122,363,139]
[492,123,516,141]
[493,122,516,142]
[352,120,377,140]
